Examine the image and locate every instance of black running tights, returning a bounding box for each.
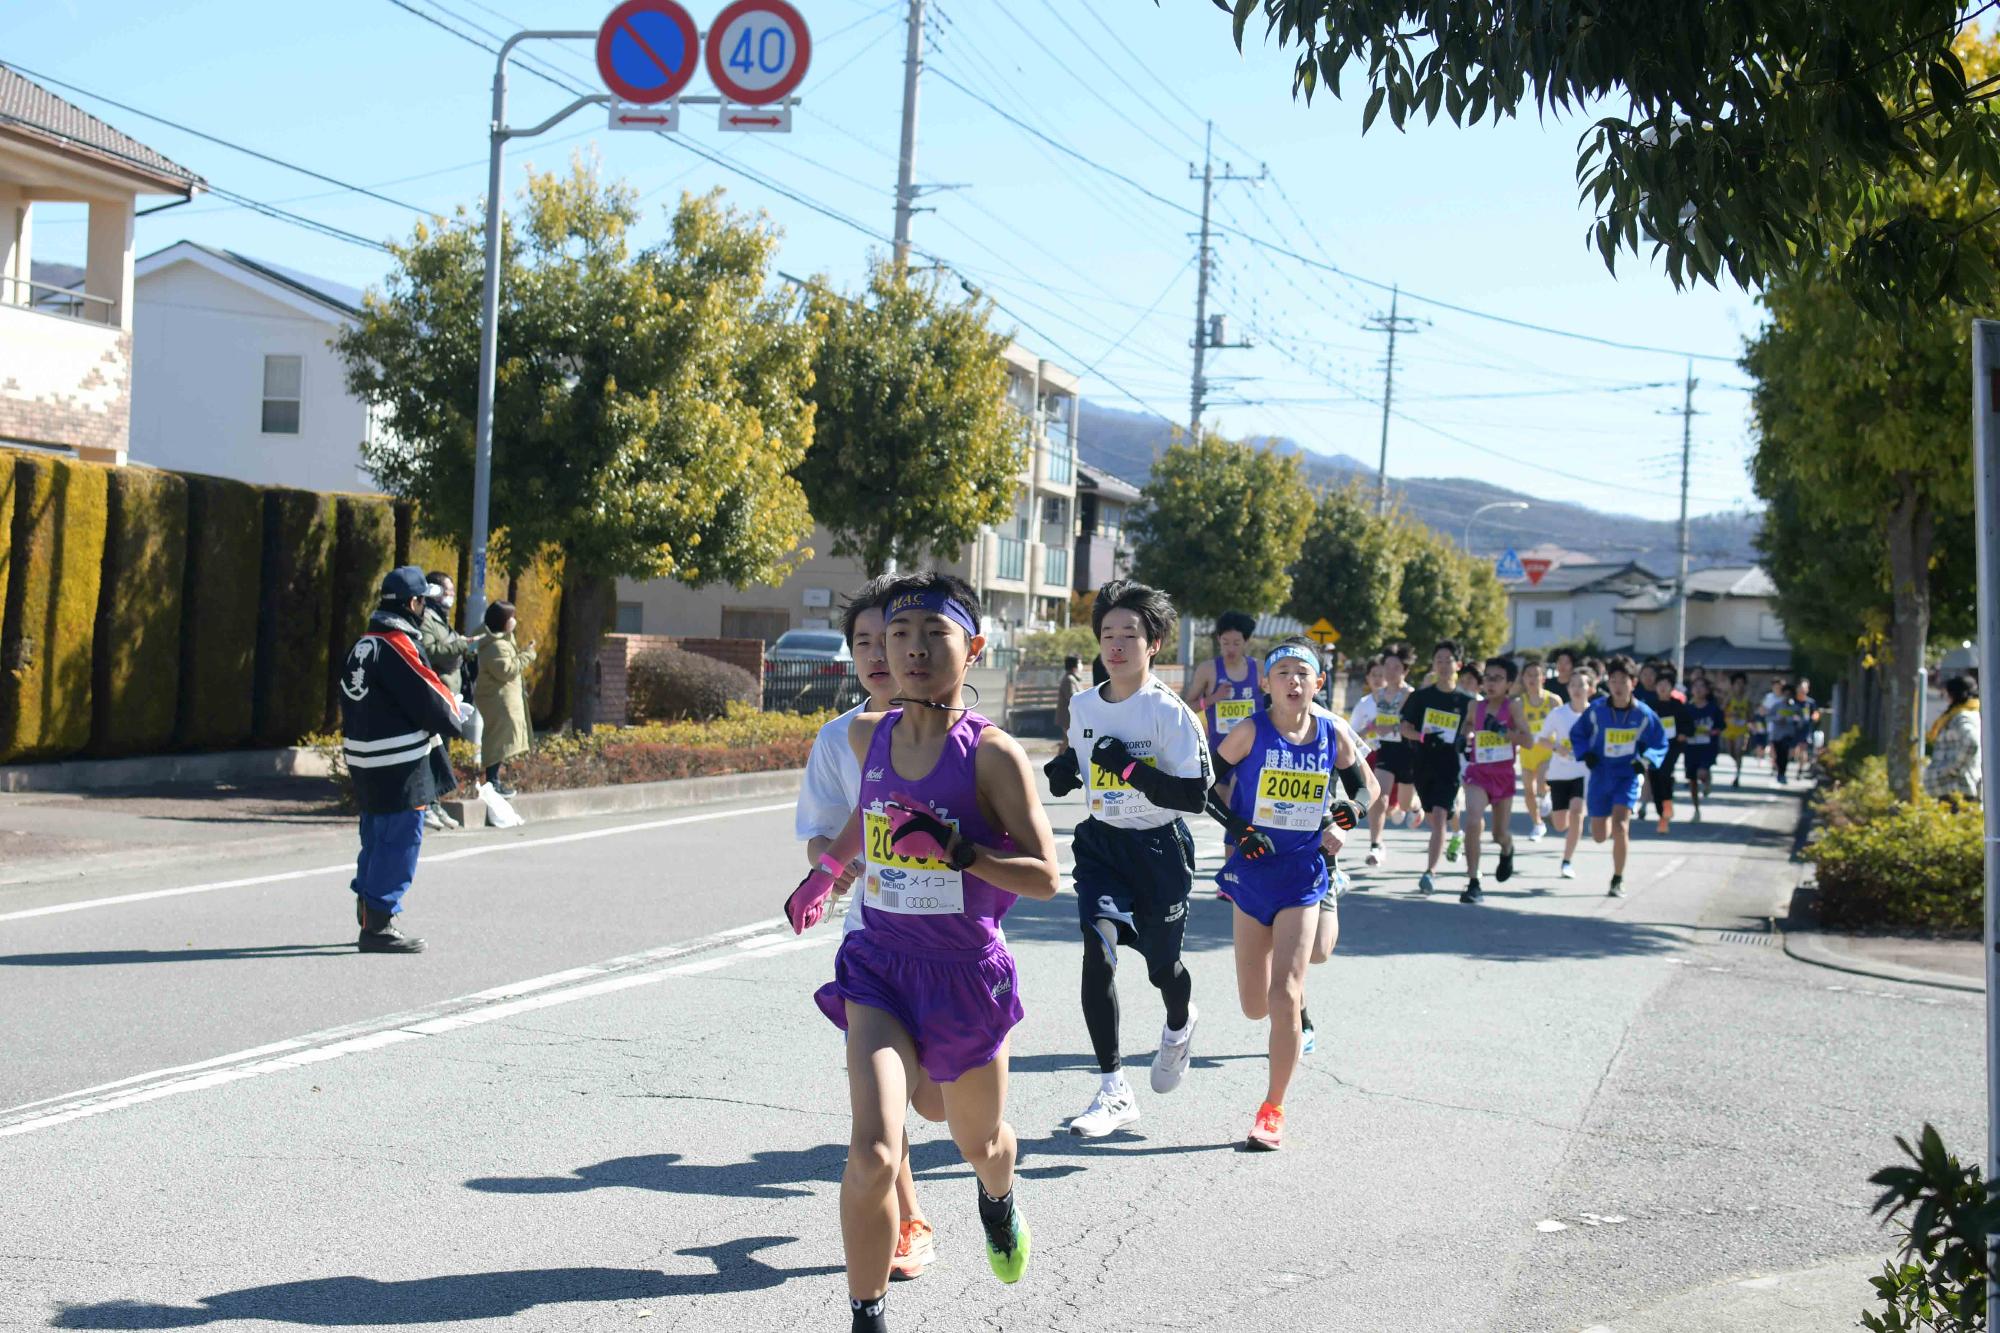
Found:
[1081,940,1192,1074]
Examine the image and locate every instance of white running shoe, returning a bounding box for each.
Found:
[1151,1004,1198,1094]
[1529,823,1547,842]
[1070,1083,1140,1137]
[1365,844,1384,867]
[1560,860,1576,879]
[1538,794,1553,818]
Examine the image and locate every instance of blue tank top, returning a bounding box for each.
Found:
[1224,709,1339,872]
[856,708,1016,953]
[1206,655,1262,747]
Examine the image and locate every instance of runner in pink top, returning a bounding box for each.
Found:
[1457,657,1533,904]
[782,571,1060,1333]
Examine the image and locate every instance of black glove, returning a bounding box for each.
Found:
[1582,750,1599,770]
[1327,797,1366,831]
[1044,748,1082,797]
[1234,824,1276,861]
[890,806,974,870]
[1425,732,1451,751]
[1091,734,1137,778]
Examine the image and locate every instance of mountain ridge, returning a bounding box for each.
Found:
[1077,400,1761,571]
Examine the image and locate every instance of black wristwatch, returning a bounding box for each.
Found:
[947,834,977,871]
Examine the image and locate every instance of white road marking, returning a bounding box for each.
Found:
[1652,856,1688,881]
[0,916,820,1139]
[1536,1219,1568,1232]
[0,801,795,923]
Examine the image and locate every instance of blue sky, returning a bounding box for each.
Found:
[12,0,1765,532]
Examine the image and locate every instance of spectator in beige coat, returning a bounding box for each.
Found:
[474,600,536,796]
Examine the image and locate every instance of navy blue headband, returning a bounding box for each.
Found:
[883,589,978,638]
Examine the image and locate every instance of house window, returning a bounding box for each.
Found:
[1042,496,1066,528]
[1533,608,1554,630]
[1758,612,1787,643]
[261,355,302,435]
[721,606,790,643]
[615,602,643,634]
[1043,395,1073,485]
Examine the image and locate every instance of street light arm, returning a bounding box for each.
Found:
[1464,501,1530,552]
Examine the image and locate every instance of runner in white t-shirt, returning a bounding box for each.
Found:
[795,580,937,1282]
[1536,668,1596,879]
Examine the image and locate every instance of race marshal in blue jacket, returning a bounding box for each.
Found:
[338,565,471,953]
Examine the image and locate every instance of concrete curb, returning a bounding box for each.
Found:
[0,747,329,794]
[442,767,806,828]
[1780,930,1982,994]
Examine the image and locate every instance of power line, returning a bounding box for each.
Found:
[928,67,1741,365]
[3,61,428,214]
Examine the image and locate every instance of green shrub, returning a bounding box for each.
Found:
[252,488,335,747]
[628,644,758,722]
[176,474,262,750]
[329,497,397,729]
[1018,625,1099,668]
[451,703,825,792]
[0,461,13,658]
[1812,753,1900,829]
[1811,799,1981,935]
[1,453,109,762]
[1863,1123,1994,1332]
[90,468,188,756]
[1817,728,1879,788]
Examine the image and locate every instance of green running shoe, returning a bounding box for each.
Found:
[1445,831,1463,862]
[981,1193,1031,1284]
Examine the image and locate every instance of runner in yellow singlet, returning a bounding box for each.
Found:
[1514,652,1557,841]
[1722,671,1754,788]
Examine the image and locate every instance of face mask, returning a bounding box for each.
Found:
[441,594,455,609]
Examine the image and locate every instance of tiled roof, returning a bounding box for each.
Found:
[143,241,363,316]
[0,65,203,191]
[1681,636,1792,671]
[1076,465,1142,502]
[1614,565,1778,612]
[1510,560,1663,595]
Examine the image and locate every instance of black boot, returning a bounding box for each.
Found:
[358,906,427,953]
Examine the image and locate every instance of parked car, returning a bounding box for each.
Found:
[767,629,852,664]
[764,629,860,714]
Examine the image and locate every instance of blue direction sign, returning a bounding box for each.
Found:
[1495,546,1526,581]
[596,0,701,105]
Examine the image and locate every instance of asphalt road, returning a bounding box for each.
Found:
[0,762,1981,1332]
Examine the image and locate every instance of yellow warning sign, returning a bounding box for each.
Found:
[1306,618,1340,645]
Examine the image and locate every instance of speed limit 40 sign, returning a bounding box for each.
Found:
[705,0,811,105]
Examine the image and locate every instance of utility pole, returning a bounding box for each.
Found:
[1668,362,1700,682]
[1182,120,1260,670]
[1364,285,1422,516]
[891,0,924,267]
[1186,121,1260,446]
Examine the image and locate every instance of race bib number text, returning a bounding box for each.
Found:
[1604,727,1639,759]
[1255,767,1328,831]
[863,809,965,915]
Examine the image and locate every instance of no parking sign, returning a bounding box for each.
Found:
[596,0,702,104]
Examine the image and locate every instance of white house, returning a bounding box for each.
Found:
[1614,565,1793,678]
[0,66,203,465]
[130,241,378,492]
[1505,557,1662,652]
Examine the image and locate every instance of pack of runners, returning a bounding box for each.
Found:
[785,573,1785,1331]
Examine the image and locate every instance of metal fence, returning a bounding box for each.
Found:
[763,659,863,715]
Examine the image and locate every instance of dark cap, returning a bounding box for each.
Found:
[379,565,430,602]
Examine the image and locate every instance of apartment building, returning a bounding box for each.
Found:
[614,341,1082,645]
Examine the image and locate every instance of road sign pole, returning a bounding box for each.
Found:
[1970,319,2000,1333]
[467,43,511,636]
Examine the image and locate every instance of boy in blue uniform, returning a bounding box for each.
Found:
[1569,655,1668,899]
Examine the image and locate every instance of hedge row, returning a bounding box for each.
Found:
[1,454,108,762]
[0,447,582,765]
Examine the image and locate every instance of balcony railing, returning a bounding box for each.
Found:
[2,275,116,324]
[1043,546,1069,588]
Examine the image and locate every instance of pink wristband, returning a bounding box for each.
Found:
[817,852,846,877]
[1120,762,1137,781]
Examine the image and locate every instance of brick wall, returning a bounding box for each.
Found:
[0,307,130,461]
[595,632,766,726]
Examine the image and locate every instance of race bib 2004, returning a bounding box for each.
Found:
[863,809,965,915]
[1254,767,1328,831]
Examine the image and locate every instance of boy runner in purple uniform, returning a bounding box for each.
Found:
[1185,609,1263,752]
[782,573,1060,1332]
[795,577,935,1281]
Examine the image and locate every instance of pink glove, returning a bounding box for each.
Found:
[884,793,952,862]
[783,853,846,934]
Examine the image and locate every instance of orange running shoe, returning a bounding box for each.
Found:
[1247,1101,1285,1151]
[891,1217,936,1280]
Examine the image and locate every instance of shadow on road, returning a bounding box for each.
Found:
[0,944,354,967]
[51,1240,839,1327]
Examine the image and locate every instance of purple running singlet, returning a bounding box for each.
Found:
[814,709,1023,1082]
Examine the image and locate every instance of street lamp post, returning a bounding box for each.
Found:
[1464,501,1528,553]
